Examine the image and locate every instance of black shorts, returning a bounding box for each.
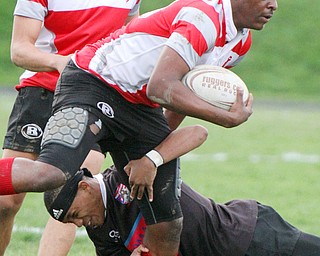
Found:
[2,87,54,154]
[38,60,182,224]
[245,203,301,255]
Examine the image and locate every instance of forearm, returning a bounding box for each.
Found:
[125,125,208,201]
[11,44,66,72]
[150,80,238,128]
[147,47,250,128]
[152,125,208,164]
[10,15,69,73]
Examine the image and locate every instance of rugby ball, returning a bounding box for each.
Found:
[182,65,249,111]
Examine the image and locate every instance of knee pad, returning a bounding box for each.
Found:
[41,107,88,149]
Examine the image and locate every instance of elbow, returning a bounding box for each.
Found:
[10,47,23,67]
[194,125,208,145]
[10,52,19,66]
[146,81,169,105]
[10,42,29,68]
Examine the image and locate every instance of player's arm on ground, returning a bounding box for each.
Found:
[124,125,208,201]
[11,16,70,73]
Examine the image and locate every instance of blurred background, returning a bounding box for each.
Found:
[0,1,319,255]
[1,1,319,101]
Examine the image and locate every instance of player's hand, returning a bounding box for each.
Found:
[228,87,253,127]
[55,54,72,73]
[124,157,157,202]
[131,244,150,256]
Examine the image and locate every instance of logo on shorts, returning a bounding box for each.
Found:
[97,102,114,118]
[21,124,43,139]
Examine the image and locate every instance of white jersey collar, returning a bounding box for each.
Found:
[94,173,107,217]
[223,0,238,42]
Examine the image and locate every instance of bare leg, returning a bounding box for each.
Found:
[0,150,37,255]
[0,152,65,254]
[37,150,105,256]
[37,219,77,256]
[0,193,25,256]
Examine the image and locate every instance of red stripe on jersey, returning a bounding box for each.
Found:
[45,7,130,55]
[223,31,251,69]
[16,5,133,91]
[108,84,160,108]
[172,20,209,57]
[234,31,252,56]
[19,71,59,91]
[125,213,147,251]
[91,70,160,108]
[74,0,249,106]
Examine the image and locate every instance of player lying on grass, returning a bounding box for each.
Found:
[44,166,320,256]
[44,123,320,256]
[0,0,277,254]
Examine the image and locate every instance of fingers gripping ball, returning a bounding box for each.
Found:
[182,65,249,111]
[41,107,88,148]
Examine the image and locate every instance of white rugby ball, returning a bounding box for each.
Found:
[182,65,249,111]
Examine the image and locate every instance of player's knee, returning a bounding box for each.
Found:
[0,194,26,217]
[144,217,183,255]
[165,217,183,242]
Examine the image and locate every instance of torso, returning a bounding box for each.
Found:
[14,0,140,91]
[73,0,251,107]
[87,167,258,256]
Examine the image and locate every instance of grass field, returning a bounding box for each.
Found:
[1,0,320,254]
[1,90,319,255]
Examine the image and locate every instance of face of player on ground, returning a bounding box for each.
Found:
[62,181,105,228]
[232,0,278,30]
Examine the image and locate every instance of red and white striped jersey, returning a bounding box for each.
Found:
[14,0,141,91]
[73,0,251,107]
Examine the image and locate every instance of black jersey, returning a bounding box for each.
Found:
[86,167,257,256]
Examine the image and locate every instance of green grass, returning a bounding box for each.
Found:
[1,0,320,254]
[1,91,320,255]
[222,0,320,101]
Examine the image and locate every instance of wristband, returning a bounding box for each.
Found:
[0,157,16,195]
[145,150,164,167]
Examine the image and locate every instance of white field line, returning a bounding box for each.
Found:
[12,225,88,237]
[182,152,320,164]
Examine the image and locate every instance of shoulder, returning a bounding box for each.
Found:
[14,0,48,21]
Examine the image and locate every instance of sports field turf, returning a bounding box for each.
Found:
[1,0,319,254]
[1,91,319,255]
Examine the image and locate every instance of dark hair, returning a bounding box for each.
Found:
[44,185,64,214]
[44,168,93,221]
